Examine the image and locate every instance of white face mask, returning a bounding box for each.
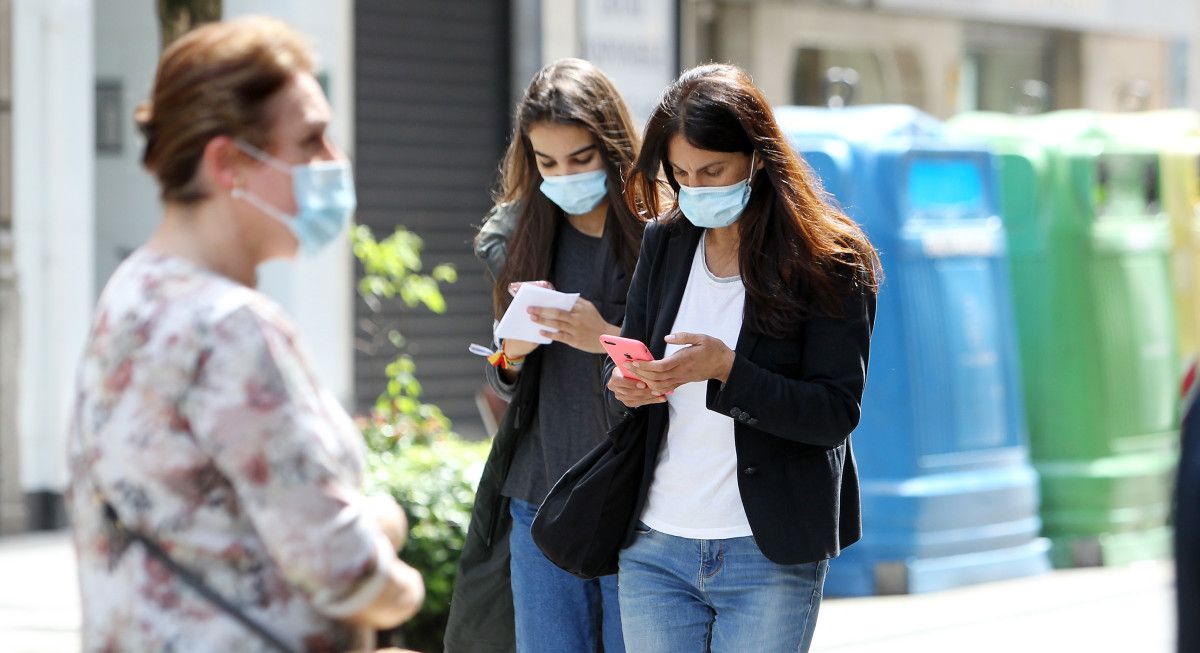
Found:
[539,169,609,215]
[231,140,357,256]
[677,152,756,229]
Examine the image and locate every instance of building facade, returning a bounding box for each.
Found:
[9,0,355,529]
[681,0,1195,117]
[1,0,1196,531]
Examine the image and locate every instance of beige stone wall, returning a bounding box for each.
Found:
[694,1,964,117]
[1080,33,1172,111]
[684,0,1191,115]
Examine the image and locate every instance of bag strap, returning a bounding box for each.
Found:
[98,499,299,653]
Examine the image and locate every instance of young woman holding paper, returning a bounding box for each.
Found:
[444,58,643,652]
[606,64,881,652]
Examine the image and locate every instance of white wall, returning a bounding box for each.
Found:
[535,1,677,128]
[225,0,355,406]
[11,1,355,498]
[13,0,95,492]
[542,0,580,64]
[90,0,356,409]
[1192,17,1200,109]
[580,0,677,126]
[1081,33,1171,111]
[93,1,159,299]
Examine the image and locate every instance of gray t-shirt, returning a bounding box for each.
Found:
[501,222,609,504]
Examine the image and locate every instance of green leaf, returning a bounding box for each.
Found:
[432,264,458,283]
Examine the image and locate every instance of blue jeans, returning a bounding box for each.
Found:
[618,523,828,652]
[508,498,624,653]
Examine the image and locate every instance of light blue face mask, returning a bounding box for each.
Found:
[232,140,357,256]
[677,152,757,229]
[539,168,609,215]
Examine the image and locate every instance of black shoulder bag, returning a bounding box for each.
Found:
[530,409,648,579]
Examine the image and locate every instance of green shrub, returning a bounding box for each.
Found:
[351,223,458,430]
[362,417,489,652]
[351,224,491,651]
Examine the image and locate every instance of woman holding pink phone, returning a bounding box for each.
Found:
[605,64,881,652]
[445,59,644,652]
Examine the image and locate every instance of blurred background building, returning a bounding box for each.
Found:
[684,0,1196,117]
[0,0,1196,532]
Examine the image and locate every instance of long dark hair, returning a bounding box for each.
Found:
[625,64,881,336]
[483,58,643,317]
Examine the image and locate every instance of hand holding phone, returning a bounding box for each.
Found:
[603,335,669,406]
[599,335,655,383]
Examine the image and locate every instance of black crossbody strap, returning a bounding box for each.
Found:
[100,502,298,653]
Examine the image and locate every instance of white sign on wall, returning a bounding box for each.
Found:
[581,0,677,127]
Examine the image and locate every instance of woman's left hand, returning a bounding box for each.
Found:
[627,333,736,396]
[529,298,618,354]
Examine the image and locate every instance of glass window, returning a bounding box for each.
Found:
[791,46,922,108]
[1094,154,1161,218]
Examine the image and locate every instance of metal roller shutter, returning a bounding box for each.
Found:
[354,0,510,438]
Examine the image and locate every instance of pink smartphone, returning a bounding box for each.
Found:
[600,335,655,383]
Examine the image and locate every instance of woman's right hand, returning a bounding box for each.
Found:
[607,367,667,408]
[347,550,426,630]
[368,494,409,552]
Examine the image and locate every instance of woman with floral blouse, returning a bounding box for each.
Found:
[65,17,423,652]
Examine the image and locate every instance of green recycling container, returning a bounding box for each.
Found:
[946,111,1178,567]
[1098,110,1200,375]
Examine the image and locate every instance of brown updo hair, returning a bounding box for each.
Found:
[136,16,315,204]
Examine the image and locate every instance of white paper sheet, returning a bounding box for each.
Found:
[494,283,580,345]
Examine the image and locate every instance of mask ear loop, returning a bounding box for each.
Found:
[229,139,299,228]
[744,150,757,203]
[233,139,292,176]
[231,185,294,228]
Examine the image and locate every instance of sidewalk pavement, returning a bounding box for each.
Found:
[0,530,1175,652]
[0,531,79,653]
[812,558,1174,652]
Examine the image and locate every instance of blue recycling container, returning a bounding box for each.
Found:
[776,106,1050,595]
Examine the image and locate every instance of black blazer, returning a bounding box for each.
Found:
[606,218,877,565]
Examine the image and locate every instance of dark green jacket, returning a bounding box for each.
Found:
[442,350,540,652]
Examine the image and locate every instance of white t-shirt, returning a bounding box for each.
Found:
[640,236,751,540]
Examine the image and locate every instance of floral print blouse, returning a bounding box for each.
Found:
[67,250,390,652]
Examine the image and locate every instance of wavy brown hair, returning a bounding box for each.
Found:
[625,64,881,336]
[484,58,643,318]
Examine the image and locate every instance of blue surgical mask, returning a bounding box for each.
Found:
[539,168,608,215]
[232,140,357,256]
[677,152,757,229]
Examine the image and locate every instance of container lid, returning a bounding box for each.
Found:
[775,105,942,142]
